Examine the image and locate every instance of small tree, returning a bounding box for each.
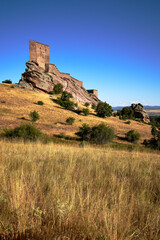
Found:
[53,83,63,94]
[29,110,40,123]
[90,124,114,144]
[84,102,89,107]
[76,124,91,141]
[2,80,12,84]
[92,103,96,110]
[125,130,140,143]
[96,102,113,118]
[121,107,134,119]
[61,91,73,101]
[57,91,75,110]
[82,108,90,116]
[66,117,75,125]
[3,124,42,141]
[37,101,44,105]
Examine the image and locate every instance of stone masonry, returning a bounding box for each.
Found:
[19,40,99,105]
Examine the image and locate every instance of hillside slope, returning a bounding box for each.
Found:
[0,83,152,143]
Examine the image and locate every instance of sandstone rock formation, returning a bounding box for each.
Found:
[19,61,99,105]
[131,103,150,123]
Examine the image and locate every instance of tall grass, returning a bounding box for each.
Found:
[0,140,159,239]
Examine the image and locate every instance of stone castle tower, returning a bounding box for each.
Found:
[28,40,98,97]
[29,40,50,69]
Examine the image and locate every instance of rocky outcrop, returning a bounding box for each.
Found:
[19,61,99,105]
[131,103,150,123]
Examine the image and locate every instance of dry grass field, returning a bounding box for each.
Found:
[0,140,159,239]
[146,109,160,116]
[0,83,152,143]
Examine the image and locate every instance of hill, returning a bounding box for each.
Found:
[0,83,152,144]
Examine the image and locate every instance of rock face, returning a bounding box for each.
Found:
[19,61,99,105]
[131,103,150,123]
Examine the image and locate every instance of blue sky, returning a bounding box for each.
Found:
[0,0,160,106]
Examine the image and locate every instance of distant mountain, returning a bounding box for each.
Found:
[143,106,160,110]
[112,105,160,111]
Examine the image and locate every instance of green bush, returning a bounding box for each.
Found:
[125,130,140,143]
[121,107,134,119]
[76,124,91,141]
[53,83,63,94]
[76,123,115,144]
[29,110,40,122]
[57,91,76,110]
[37,101,44,105]
[125,120,131,124]
[66,117,75,125]
[92,103,96,110]
[84,102,89,107]
[2,124,42,141]
[90,124,115,144]
[143,125,160,150]
[49,91,54,95]
[2,80,12,84]
[96,102,113,118]
[82,108,90,116]
[61,91,73,101]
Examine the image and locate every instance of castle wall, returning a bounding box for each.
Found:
[87,89,98,97]
[71,76,83,87]
[29,40,84,88]
[29,40,37,62]
[29,40,50,70]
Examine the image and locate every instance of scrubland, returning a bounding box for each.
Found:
[0,84,152,143]
[0,140,159,239]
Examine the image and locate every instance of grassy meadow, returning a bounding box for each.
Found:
[0,83,152,143]
[0,140,159,239]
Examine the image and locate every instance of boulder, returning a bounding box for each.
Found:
[19,61,99,105]
[131,103,150,123]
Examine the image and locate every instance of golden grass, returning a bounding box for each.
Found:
[0,83,152,143]
[0,140,159,239]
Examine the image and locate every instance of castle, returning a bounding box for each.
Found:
[29,40,98,97]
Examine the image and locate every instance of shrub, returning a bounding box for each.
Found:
[82,108,90,116]
[121,107,134,119]
[90,124,114,144]
[84,102,89,107]
[96,102,113,118]
[2,80,12,84]
[2,124,42,141]
[37,101,44,105]
[143,125,160,150]
[92,103,96,110]
[125,120,131,124]
[29,110,40,123]
[49,91,54,95]
[76,124,91,141]
[53,83,63,94]
[57,99,75,110]
[66,117,75,125]
[76,123,115,144]
[57,91,75,110]
[125,130,140,143]
[61,91,73,101]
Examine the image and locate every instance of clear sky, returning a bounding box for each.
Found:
[0,0,160,106]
